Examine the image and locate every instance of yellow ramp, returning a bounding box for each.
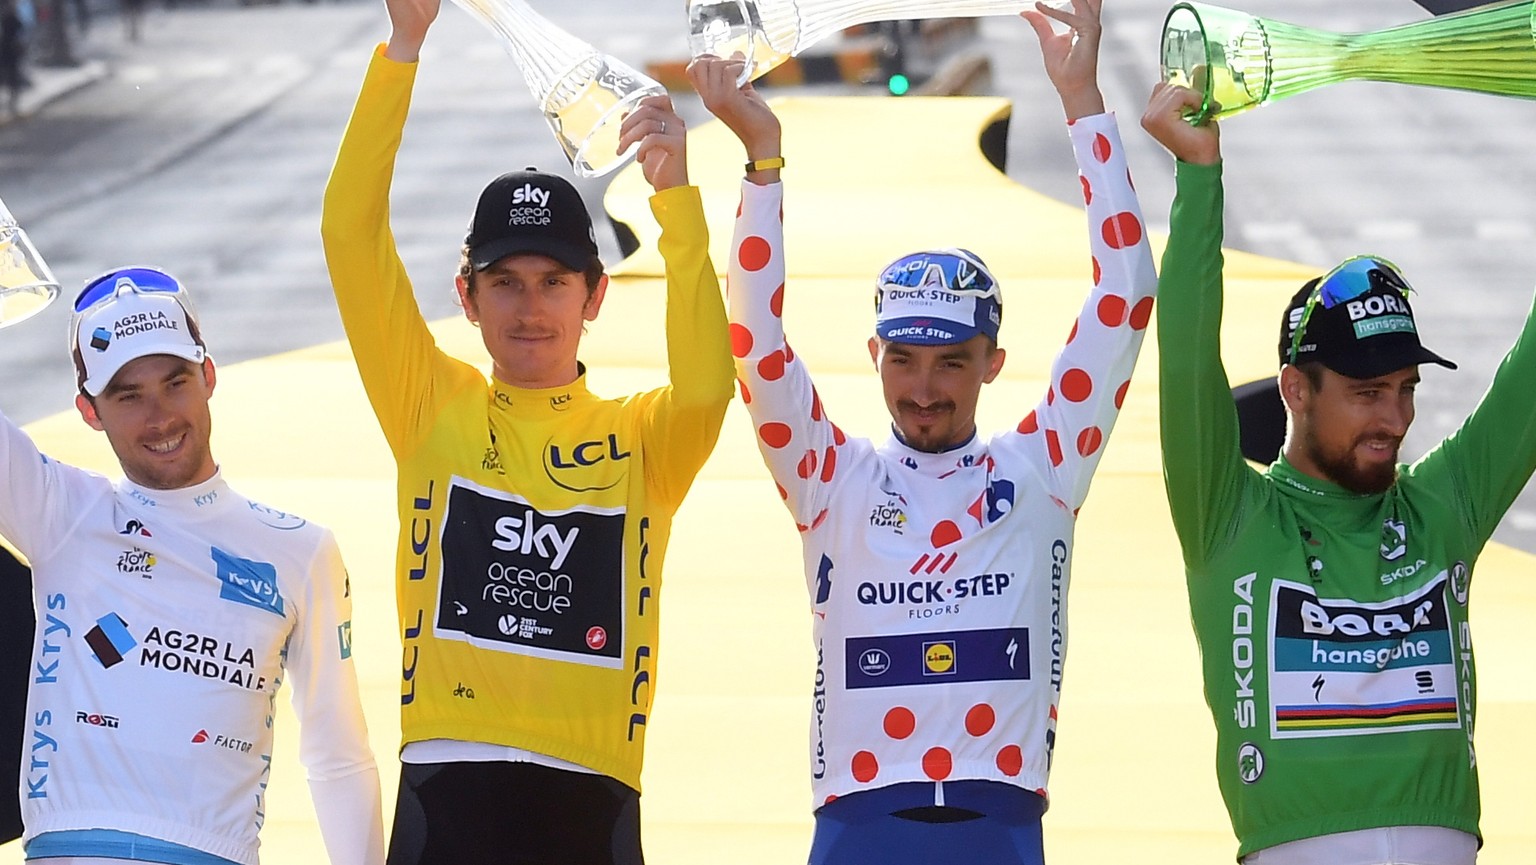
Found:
[4,97,1531,864]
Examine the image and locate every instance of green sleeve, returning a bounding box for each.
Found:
[320,46,460,460]
[637,185,735,512]
[1157,160,1253,567]
[1413,290,1536,543]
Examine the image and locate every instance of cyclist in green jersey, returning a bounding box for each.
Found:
[1143,82,1536,865]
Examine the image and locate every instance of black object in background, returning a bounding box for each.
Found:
[1,545,32,844]
[1233,376,1287,466]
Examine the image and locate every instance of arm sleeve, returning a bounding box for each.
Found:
[286,532,385,865]
[1156,159,1252,567]
[1416,290,1536,543]
[727,179,850,532]
[993,114,1159,509]
[320,45,448,459]
[0,409,87,565]
[638,185,736,511]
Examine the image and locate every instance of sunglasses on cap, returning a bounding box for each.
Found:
[1287,255,1413,366]
[73,266,189,313]
[877,249,1001,301]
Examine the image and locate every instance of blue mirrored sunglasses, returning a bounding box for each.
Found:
[73,266,187,313]
[1287,255,1412,365]
[877,250,1000,300]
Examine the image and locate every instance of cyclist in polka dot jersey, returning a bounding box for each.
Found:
[690,0,1154,861]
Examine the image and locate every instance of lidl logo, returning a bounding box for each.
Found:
[923,641,956,676]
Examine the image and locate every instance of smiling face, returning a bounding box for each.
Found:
[458,253,608,390]
[868,334,1006,452]
[77,354,218,490]
[1282,363,1419,494]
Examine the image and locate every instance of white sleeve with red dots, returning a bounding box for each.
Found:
[727,180,857,533]
[1001,113,1156,511]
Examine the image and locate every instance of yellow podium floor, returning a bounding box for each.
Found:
[5,97,1532,863]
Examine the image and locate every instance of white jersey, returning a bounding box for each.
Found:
[727,113,1156,808]
[1,411,384,864]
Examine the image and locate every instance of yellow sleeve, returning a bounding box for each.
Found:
[639,185,735,510]
[320,45,456,459]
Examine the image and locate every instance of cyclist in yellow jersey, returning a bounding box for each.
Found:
[320,0,734,860]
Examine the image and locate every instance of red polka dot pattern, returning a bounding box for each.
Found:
[1079,175,1092,206]
[729,323,753,358]
[810,389,824,422]
[738,378,752,405]
[1046,387,1056,406]
[1078,426,1104,457]
[1046,430,1064,467]
[811,509,829,530]
[738,236,771,272]
[852,751,879,783]
[997,745,1023,777]
[784,342,796,363]
[965,703,996,737]
[1130,296,1154,330]
[797,449,819,479]
[757,351,786,381]
[1017,411,1039,435]
[931,520,963,548]
[1092,132,1112,163]
[775,482,788,501]
[759,422,792,449]
[770,283,785,317]
[1114,380,1131,409]
[1101,212,1144,250]
[922,747,953,781]
[832,425,847,446]
[1092,256,1102,286]
[884,707,916,740]
[820,446,837,483]
[1067,319,1079,345]
[1060,368,1093,403]
[1097,295,1128,327]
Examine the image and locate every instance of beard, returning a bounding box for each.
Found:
[1303,426,1400,494]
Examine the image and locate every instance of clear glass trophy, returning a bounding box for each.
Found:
[449,0,667,178]
[1162,0,1536,122]
[0,196,60,329]
[688,0,1062,85]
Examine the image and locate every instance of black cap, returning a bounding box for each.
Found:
[1279,260,1456,379]
[465,168,600,273]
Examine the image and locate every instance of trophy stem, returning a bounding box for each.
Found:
[1338,0,1536,99]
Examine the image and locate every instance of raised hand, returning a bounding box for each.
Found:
[1022,0,1106,120]
[1141,82,1221,165]
[617,94,689,192]
[688,54,782,174]
[384,0,440,62]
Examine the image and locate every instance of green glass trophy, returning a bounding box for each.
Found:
[1161,0,1536,122]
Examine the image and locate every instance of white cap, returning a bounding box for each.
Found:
[73,273,206,397]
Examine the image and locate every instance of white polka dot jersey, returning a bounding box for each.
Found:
[726,113,1157,808]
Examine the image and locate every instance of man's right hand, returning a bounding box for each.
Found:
[688,55,782,182]
[384,0,439,63]
[1141,82,1220,166]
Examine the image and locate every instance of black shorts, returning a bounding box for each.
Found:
[386,760,644,865]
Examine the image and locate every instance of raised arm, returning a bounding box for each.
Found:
[288,533,386,865]
[319,0,450,459]
[692,56,847,530]
[615,93,735,509]
[997,0,1158,508]
[1143,83,1250,567]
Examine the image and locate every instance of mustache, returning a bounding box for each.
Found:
[897,400,955,416]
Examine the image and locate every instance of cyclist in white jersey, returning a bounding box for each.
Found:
[690,0,1155,860]
[3,267,385,865]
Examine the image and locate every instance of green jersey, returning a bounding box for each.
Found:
[1157,161,1536,859]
